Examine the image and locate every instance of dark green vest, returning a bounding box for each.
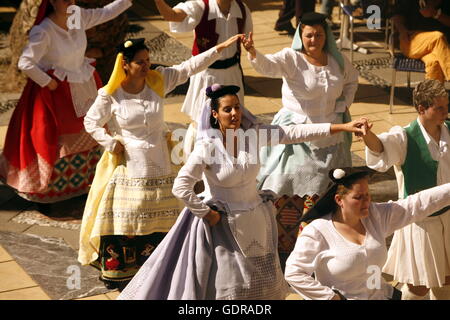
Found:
[401,119,450,216]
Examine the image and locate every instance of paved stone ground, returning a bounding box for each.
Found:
[0,0,429,299]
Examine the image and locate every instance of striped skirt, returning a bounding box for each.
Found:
[18,146,102,203]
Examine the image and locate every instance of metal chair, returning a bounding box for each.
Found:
[338,0,391,62]
[387,24,425,114]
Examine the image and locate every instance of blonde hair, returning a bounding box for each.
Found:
[413,79,448,111]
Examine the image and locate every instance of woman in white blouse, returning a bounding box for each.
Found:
[0,0,133,209]
[285,167,450,300]
[79,36,243,290]
[117,84,367,300]
[242,12,359,268]
[153,0,253,159]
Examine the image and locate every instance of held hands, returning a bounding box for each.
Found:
[216,34,245,53]
[242,32,256,59]
[357,117,384,153]
[354,117,373,138]
[333,118,373,136]
[204,209,221,227]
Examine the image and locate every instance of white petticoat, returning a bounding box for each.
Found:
[383,212,450,288]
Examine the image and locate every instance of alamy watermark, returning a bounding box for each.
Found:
[66,5,81,30]
[366,265,382,290]
[66,265,81,290]
[366,5,381,30]
[169,127,281,167]
[65,4,384,31]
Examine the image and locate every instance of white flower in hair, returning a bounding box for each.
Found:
[333,168,346,180]
[124,40,133,48]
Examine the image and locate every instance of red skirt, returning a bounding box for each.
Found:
[0,70,102,202]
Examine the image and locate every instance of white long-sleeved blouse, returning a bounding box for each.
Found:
[172,123,331,218]
[18,0,132,87]
[365,119,450,198]
[84,47,222,178]
[248,48,358,149]
[248,48,358,124]
[284,182,450,300]
[169,0,253,60]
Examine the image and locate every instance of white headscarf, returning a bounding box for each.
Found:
[291,12,345,72]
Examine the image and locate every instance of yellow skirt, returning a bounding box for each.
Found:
[78,151,182,266]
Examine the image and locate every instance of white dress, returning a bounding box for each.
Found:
[19,0,132,117]
[249,48,358,147]
[365,119,450,287]
[285,183,450,300]
[175,123,331,216]
[169,0,253,121]
[0,0,132,202]
[250,48,359,197]
[117,122,333,300]
[78,47,223,267]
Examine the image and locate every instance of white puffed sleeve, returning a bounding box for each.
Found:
[334,55,359,113]
[18,25,52,88]
[256,123,331,147]
[172,142,211,218]
[285,226,336,300]
[157,46,221,94]
[169,0,205,33]
[248,48,297,79]
[365,125,407,172]
[83,89,118,152]
[81,0,132,30]
[372,182,450,237]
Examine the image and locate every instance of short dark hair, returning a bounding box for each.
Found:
[335,171,371,198]
[320,172,370,218]
[117,38,149,64]
[122,44,149,64]
[210,97,221,129]
[412,79,448,111]
[300,168,372,224]
[45,3,54,17]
